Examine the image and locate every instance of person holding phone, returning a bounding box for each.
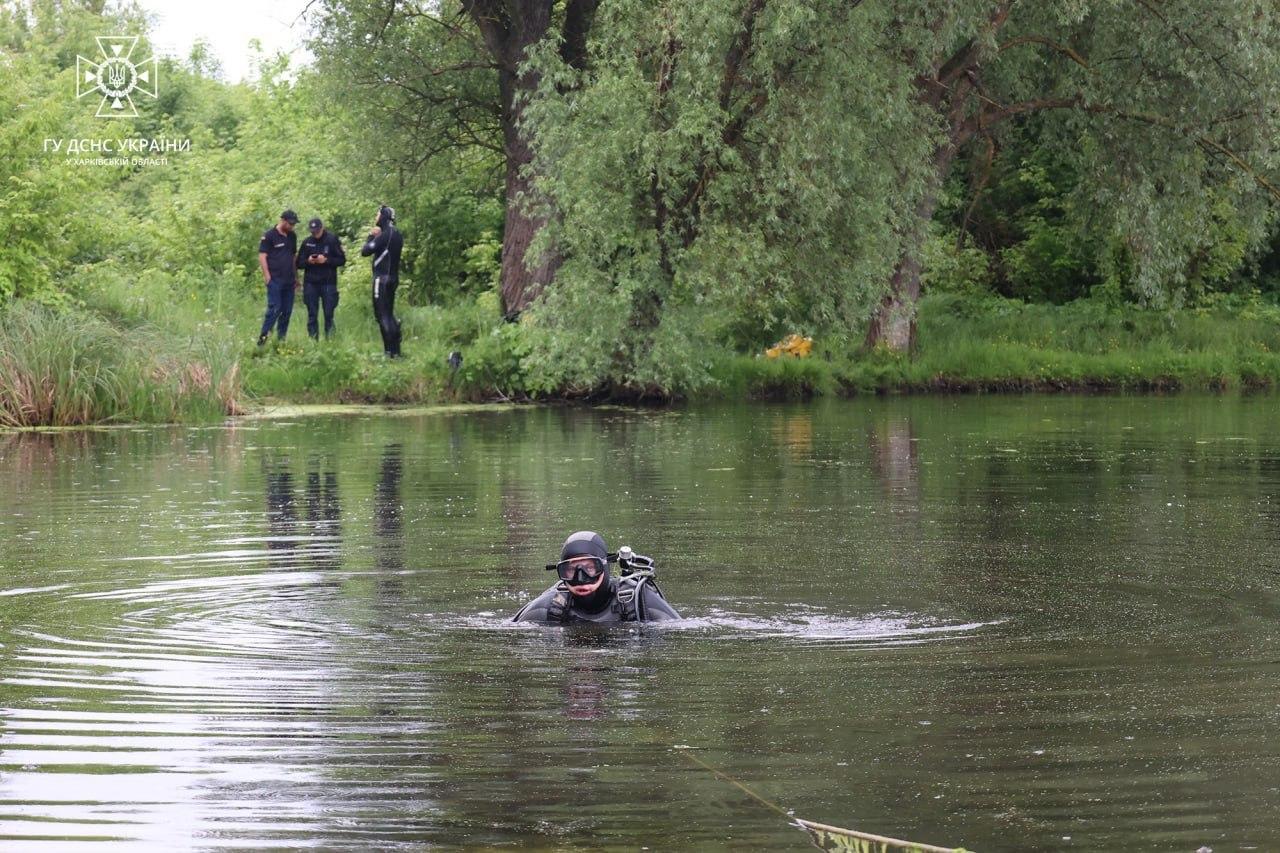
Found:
[296,217,346,340]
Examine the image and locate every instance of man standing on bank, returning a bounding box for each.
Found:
[257,209,300,345]
[361,205,404,358]
[296,217,346,340]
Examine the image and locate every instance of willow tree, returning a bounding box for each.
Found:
[518,0,924,394]
[308,0,600,317]
[864,0,1280,351]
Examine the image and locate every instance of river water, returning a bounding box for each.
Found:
[0,398,1277,851]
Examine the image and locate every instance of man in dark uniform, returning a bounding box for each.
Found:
[257,210,300,345]
[360,205,404,357]
[296,217,346,339]
[513,531,681,624]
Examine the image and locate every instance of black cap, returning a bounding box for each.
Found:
[281,210,299,223]
[308,217,323,230]
[560,531,608,562]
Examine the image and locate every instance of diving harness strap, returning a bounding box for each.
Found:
[545,547,662,623]
[547,581,574,623]
[545,572,659,623]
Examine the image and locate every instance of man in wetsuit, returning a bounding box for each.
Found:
[512,531,681,624]
[360,205,404,357]
[296,217,346,340]
[257,209,300,345]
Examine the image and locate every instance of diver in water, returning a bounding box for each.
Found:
[512,531,680,624]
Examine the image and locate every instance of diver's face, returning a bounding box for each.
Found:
[565,556,605,597]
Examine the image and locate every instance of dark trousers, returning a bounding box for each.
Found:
[373,275,401,356]
[303,281,339,339]
[259,278,295,341]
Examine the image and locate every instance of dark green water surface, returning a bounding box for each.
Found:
[1,398,1278,851]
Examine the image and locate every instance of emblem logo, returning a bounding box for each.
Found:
[76,36,158,119]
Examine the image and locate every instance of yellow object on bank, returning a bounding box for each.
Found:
[764,334,813,359]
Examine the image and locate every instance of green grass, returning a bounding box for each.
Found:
[9,279,1280,427]
[708,293,1280,399]
[78,265,518,409]
[238,291,522,404]
[833,294,1280,394]
[0,301,240,427]
[709,350,836,400]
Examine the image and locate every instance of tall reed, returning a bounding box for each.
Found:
[0,302,241,426]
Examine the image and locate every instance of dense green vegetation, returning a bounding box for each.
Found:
[4,0,1280,424]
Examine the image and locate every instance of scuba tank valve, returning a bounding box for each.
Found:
[615,546,655,576]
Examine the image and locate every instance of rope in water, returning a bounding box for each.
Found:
[675,748,969,853]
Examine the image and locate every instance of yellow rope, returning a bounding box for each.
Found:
[677,748,794,819]
[796,817,966,853]
[675,748,969,853]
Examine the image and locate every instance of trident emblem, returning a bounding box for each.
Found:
[76,36,158,119]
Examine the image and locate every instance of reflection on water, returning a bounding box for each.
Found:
[304,466,341,572]
[563,631,615,722]
[867,412,919,507]
[263,455,299,551]
[1,398,1279,850]
[374,444,406,600]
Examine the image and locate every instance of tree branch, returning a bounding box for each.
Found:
[964,96,1280,203]
[959,132,997,248]
[460,0,511,61]
[719,0,768,113]
[937,3,1012,87]
[1131,0,1253,89]
[998,34,1091,70]
[402,4,487,49]
[561,0,600,70]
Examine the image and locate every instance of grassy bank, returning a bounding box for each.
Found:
[237,291,1280,405]
[6,282,1280,427]
[0,301,240,427]
[719,294,1280,399]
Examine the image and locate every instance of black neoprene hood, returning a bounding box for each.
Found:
[559,531,611,611]
[560,531,608,562]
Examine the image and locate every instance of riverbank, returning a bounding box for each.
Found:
[5,286,1280,427]
[241,292,1280,402]
[684,293,1280,400]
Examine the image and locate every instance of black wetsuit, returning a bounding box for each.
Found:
[512,577,680,624]
[360,221,404,356]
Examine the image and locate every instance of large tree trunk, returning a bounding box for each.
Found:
[864,143,955,352]
[865,5,1012,352]
[864,254,923,353]
[464,0,599,320]
[497,71,560,319]
[462,2,555,320]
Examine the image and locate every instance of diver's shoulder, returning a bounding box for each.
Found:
[512,585,560,622]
